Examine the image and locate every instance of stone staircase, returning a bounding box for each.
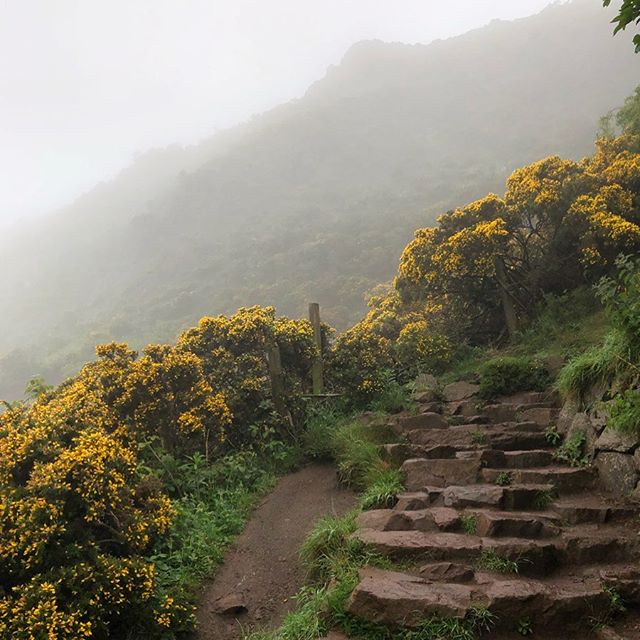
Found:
[343,383,640,638]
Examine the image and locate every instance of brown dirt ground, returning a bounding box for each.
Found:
[195,463,356,640]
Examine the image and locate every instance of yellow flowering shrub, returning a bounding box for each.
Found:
[392,136,640,346]
[326,322,393,405]
[176,306,317,444]
[0,380,183,639]
[395,321,453,378]
[0,305,318,638]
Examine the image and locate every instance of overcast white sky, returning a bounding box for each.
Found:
[0,0,557,224]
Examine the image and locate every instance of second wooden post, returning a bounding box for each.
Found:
[308,302,324,394]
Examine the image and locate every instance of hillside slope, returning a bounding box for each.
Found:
[1,0,639,398]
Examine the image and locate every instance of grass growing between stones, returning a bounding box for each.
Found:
[460,513,478,535]
[360,468,403,510]
[476,550,522,574]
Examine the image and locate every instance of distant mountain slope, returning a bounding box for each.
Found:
[1,0,638,398]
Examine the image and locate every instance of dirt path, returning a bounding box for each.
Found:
[196,463,356,640]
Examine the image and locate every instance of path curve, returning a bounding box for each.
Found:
[196,463,356,640]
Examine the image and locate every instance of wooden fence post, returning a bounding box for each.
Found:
[308,302,324,394]
[267,343,287,418]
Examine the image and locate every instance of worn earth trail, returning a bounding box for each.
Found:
[196,463,356,640]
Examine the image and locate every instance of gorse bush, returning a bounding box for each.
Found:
[0,305,320,640]
[326,323,393,407]
[479,356,550,399]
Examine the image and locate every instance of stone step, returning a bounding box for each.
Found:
[440,483,556,511]
[394,491,437,511]
[552,496,636,524]
[517,406,560,427]
[379,443,460,465]
[354,529,559,572]
[354,528,636,575]
[357,507,461,533]
[402,457,481,490]
[481,449,555,468]
[481,466,596,493]
[497,390,561,407]
[406,423,551,451]
[483,403,518,423]
[562,528,640,565]
[359,507,561,538]
[473,509,561,538]
[393,412,448,433]
[347,566,611,633]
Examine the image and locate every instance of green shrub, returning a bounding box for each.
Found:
[326,324,393,408]
[609,388,640,435]
[331,421,388,489]
[533,488,557,510]
[559,256,640,400]
[369,369,411,414]
[302,405,342,460]
[300,513,357,576]
[479,356,550,398]
[554,430,589,467]
[545,425,562,446]
[394,321,454,380]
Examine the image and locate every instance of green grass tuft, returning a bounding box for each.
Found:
[476,549,522,574]
[360,468,404,510]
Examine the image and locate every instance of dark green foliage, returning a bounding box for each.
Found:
[545,425,563,446]
[517,618,533,636]
[609,389,640,435]
[369,370,412,414]
[495,471,513,487]
[476,550,521,574]
[589,584,627,629]
[145,448,278,606]
[604,1,640,52]
[596,255,640,354]
[533,489,557,510]
[479,356,550,399]
[554,430,590,467]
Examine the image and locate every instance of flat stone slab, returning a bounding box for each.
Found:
[443,484,505,509]
[444,381,481,402]
[348,567,477,625]
[419,561,475,583]
[396,412,448,432]
[402,457,481,490]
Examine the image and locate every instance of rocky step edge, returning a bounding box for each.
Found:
[346,564,640,635]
